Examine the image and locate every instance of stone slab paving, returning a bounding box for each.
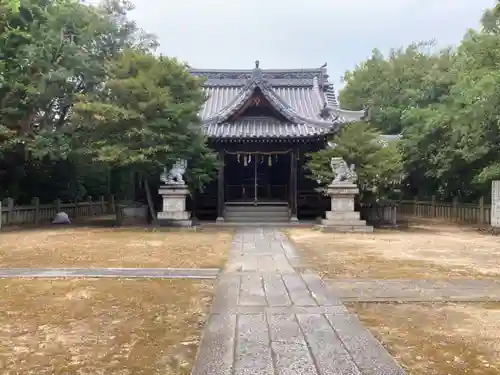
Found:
[326,278,500,302]
[191,228,406,375]
[0,268,220,279]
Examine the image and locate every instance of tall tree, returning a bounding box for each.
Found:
[305,122,403,201]
[72,50,218,194]
[340,42,456,135]
[400,1,500,198]
[0,0,158,201]
[0,0,156,158]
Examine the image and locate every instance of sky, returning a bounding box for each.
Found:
[127,0,496,90]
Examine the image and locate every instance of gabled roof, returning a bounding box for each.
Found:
[190,61,366,139]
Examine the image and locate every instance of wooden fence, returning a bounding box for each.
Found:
[0,196,115,228]
[394,197,491,225]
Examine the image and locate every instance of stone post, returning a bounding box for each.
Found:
[157,184,192,227]
[316,181,373,232]
[491,181,500,228]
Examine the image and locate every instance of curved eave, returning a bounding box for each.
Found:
[202,117,341,140]
[328,133,402,149]
[329,106,366,123]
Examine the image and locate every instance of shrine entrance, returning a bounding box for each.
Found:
[224,151,291,203]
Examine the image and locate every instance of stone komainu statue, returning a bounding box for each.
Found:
[161,159,187,185]
[330,157,357,183]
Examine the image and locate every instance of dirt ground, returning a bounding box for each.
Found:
[286,222,500,279]
[0,227,233,268]
[348,302,500,375]
[0,278,213,375]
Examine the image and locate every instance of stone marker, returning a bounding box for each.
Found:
[491,180,500,228]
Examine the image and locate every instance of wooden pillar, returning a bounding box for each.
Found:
[216,150,225,222]
[479,196,485,225]
[290,147,298,221]
[452,196,458,221]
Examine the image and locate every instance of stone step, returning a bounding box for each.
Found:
[224,216,290,222]
[225,211,290,218]
[213,222,302,227]
[321,219,367,226]
[225,206,289,213]
[224,205,290,222]
[315,224,374,233]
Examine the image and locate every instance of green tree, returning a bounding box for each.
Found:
[305,122,403,200]
[72,50,218,194]
[399,1,500,199]
[0,0,158,201]
[338,41,462,198]
[340,43,455,135]
[0,0,156,158]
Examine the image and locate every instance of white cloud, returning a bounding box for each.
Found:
[127,0,496,89]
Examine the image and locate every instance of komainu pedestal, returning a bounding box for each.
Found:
[317,182,373,232]
[157,184,192,227]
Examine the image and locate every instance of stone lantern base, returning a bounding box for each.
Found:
[157,184,192,227]
[316,182,373,233]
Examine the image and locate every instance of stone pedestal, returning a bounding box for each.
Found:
[317,182,373,232]
[157,184,192,227]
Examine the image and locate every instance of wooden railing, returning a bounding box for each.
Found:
[0,196,115,228]
[394,197,491,225]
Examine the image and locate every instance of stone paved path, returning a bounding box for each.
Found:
[191,228,406,375]
[326,279,500,302]
[0,268,219,279]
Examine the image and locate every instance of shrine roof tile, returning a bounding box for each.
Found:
[191,65,366,138]
[202,117,334,139]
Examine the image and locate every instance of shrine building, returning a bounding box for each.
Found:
[189,61,365,222]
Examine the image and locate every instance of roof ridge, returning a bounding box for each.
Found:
[191,69,329,85]
[190,68,326,73]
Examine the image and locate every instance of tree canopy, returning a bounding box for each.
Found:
[0,0,217,202]
[329,2,500,201]
[305,122,404,201]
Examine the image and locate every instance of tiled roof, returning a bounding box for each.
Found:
[191,63,365,139]
[200,86,326,122]
[324,84,338,106]
[202,117,333,139]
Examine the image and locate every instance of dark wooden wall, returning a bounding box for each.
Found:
[191,138,329,220]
